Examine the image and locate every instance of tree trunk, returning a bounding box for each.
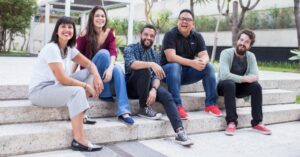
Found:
[0,28,5,52]
[21,32,27,51]
[295,0,300,49]
[190,0,194,15]
[211,14,221,62]
[232,0,239,47]
[8,31,13,52]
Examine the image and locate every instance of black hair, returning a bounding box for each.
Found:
[50,16,76,47]
[178,9,194,20]
[140,24,157,35]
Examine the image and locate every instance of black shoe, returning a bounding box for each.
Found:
[138,106,162,120]
[71,139,102,152]
[83,115,96,125]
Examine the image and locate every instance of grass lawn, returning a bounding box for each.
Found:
[0,51,36,57]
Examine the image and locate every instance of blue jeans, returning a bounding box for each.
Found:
[162,63,218,107]
[92,49,131,116]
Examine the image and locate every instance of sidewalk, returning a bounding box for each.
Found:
[14,121,300,157]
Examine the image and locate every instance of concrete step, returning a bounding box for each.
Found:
[1,104,300,156]
[0,89,295,124]
[1,79,300,100]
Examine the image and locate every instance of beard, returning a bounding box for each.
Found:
[235,44,247,56]
[141,38,154,50]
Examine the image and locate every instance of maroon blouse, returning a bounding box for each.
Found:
[76,29,117,59]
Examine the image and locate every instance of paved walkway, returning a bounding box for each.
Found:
[2,56,300,85]
[14,121,300,157]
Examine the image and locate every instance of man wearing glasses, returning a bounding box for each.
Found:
[161,9,221,119]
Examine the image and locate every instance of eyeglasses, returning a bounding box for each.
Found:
[178,17,193,22]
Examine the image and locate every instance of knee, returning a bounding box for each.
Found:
[204,63,215,74]
[93,49,110,61]
[164,63,182,80]
[74,86,86,98]
[134,69,151,78]
[251,82,262,91]
[221,80,235,89]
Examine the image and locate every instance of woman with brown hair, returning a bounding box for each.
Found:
[76,6,134,125]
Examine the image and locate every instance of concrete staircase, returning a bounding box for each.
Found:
[1,78,300,156]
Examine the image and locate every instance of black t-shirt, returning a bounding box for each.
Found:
[230,53,247,76]
[161,27,207,65]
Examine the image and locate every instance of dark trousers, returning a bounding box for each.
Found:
[217,80,263,126]
[126,69,183,131]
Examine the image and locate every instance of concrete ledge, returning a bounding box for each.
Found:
[1,79,298,100]
[0,89,295,124]
[1,104,300,156]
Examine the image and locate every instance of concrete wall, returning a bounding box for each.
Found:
[132,28,298,47]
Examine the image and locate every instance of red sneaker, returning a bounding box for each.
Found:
[177,106,188,120]
[252,123,272,135]
[225,122,236,136]
[204,105,222,117]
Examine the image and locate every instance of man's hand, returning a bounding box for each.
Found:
[146,88,157,106]
[242,75,258,83]
[150,62,166,80]
[190,57,206,71]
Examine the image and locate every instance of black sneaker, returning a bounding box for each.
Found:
[138,106,162,120]
[175,129,193,146]
[83,115,96,125]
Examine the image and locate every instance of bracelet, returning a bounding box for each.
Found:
[152,86,157,91]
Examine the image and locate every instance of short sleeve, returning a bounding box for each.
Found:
[106,29,117,57]
[70,47,79,59]
[41,43,62,64]
[162,30,176,50]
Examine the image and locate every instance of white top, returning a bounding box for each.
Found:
[29,42,79,93]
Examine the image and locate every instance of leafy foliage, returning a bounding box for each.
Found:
[0,0,37,52]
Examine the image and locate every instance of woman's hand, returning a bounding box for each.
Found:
[102,66,113,83]
[85,84,96,97]
[93,75,103,96]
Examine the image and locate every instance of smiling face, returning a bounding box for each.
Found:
[177,12,194,37]
[93,9,107,29]
[140,28,156,49]
[236,33,251,55]
[57,23,74,43]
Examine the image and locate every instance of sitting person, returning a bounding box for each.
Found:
[124,24,193,146]
[76,6,134,125]
[218,28,271,136]
[161,9,221,119]
[28,16,102,151]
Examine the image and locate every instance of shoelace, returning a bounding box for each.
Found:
[145,107,157,116]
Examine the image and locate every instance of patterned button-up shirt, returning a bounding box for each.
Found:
[124,42,161,79]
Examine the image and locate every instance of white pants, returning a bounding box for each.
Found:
[29,69,93,119]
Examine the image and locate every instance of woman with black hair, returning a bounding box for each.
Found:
[28,16,102,151]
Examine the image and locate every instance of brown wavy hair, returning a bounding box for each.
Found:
[237,28,256,46]
[86,6,108,58]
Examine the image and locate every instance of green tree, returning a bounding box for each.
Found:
[0,0,37,52]
[149,10,172,46]
[230,0,260,46]
[109,18,128,44]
